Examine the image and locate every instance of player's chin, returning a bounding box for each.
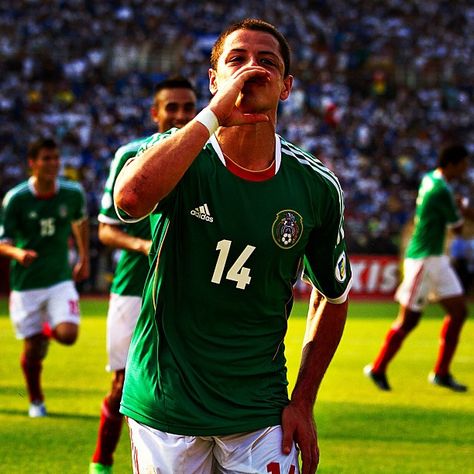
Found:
[238,97,270,115]
[45,171,59,179]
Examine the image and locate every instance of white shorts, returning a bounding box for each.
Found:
[395,255,464,311]
[106,293,142,371]
[9,281,80,339]
[127,418,300,474]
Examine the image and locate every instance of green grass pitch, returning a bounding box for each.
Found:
[0,297,473,473]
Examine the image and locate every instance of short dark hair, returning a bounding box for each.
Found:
[437,144,469,168]
[210,18,291,77]
[27,137,57,160]
[153,76,197,96]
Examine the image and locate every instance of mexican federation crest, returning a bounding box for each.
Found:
[59,204,68,218]
[272,210,303,249]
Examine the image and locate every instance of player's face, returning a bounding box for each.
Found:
[209,29,293,115]
[453,157,469,178]
[29,147,60,182]
[151,88,197,133]
[445,157,469,181]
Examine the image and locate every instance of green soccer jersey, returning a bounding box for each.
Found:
[406,169,463,258]
[99,138,151,297]
[120,131,352,436]
[0,178,87,291]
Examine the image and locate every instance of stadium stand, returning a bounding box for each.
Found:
[1,0,473,292]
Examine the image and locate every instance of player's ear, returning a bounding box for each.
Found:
[150,105,159,125]
[279,75,293,102]
[209,68,218,95]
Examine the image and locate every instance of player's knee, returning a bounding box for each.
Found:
[55,332,78,345]
[397,309,422,333]
[53,323,78,345]
[108,388,123,411]
[111,370,125,395]
[402,319,419,332]
[446,301,468,324]
[108,371,125,412]
[459,304,468,322]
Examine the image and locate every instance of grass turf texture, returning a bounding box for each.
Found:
[0,297,473,473]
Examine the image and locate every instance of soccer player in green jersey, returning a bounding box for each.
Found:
[0,137,89,417]
[115,19,352,474]
[365,144,473,392]
[89,78,197,474]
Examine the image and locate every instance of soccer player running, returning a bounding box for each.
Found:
[365,144,473,392]
[114,19,352,474]
[89,78,197,474]
[0,137,89,417]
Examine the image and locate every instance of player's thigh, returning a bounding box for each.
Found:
[395,258,431,311]
[214,425,299,474]
[9,288,48,339]
[46,281,80,327]
[127,418,214,474]
[106,294,141,371]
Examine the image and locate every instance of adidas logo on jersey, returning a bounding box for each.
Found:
[190,203,214,222]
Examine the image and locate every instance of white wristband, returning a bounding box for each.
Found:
[195,108,219,136]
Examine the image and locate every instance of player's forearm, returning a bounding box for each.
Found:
[462,206,474,220]
[0,242,21,261]
[290,295,348,410]
[72,219,90,262]
[114,118,211,218]
[98,223,150,254]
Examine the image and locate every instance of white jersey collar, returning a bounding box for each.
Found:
[209,134,282,173]
[28,177,59,196]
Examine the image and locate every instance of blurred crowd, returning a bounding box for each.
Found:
[1,0,473,291]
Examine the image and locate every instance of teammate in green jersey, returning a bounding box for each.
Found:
[115,19,352,474]
[89,78,197,474]
[0,137,89,417]
[365,144,473,392]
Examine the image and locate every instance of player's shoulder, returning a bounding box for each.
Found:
[136,129,177,156]
[58,178,85,195]
[115,137,149,161]
[422,170,450,195]
[279,135,343,193]
[2,180,30,206]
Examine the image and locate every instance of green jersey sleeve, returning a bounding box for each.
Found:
[302,176,351,303]
[0,187,21,243]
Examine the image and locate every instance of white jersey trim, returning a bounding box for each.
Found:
[280,138,345,244]
[209,134,282,173]
[28,177,59,196]
[305,276,353,304]
[447,218,464,229]
[98,214,122,225]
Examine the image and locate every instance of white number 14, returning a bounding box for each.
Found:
[211,239,256,290]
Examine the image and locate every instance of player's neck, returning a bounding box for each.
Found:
[31,176,57,196]
[216,124,275,171]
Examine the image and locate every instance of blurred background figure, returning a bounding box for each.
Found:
[0,137,89,417]
[1,1,473,291]
[89,78,197,474]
